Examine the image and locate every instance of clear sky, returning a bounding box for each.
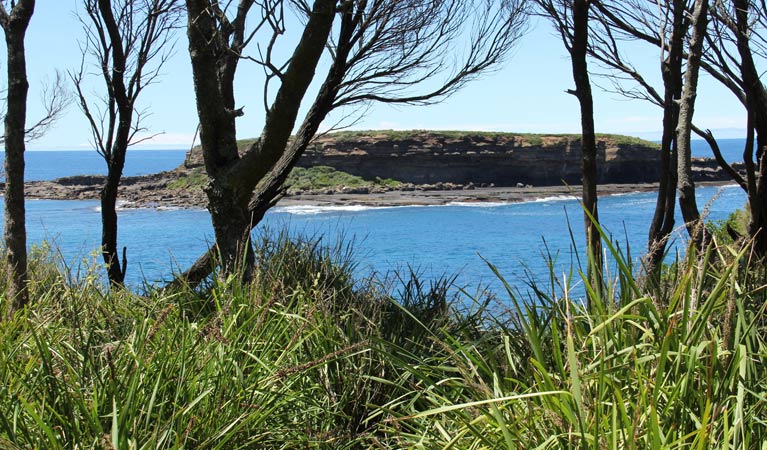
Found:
[14,2,748,150]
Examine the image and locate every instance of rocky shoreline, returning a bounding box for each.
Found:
[11,130,743,209]
[16,164,736,210]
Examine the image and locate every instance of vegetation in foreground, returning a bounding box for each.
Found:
[0,227,765,448]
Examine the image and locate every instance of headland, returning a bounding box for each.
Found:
[19,130,739,208]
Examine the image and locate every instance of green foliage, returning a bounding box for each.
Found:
[285,166,401,191]
[595,133,662,148]
[327,129,525,141]
[0,230,765,448]
[168,166,401,193]
[0,236,464,448]
[166,168,208,190]
[375,236,767,449]
[286,166,366,190]
[710,207,750,245]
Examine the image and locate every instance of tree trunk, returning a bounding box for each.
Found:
[185,0,335,278]
[676,0,709,250]
[732,0,767,257]
[185,0,251,277]
[101,164,126,286]
[167,4,357,290]
[2,1,35,313]
[571,0,602,293]
[205,180,256,279]
[99,104,132,286]
[646,0,685,278]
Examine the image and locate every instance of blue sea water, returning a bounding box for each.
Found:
[1,149,188,181]
[22,185,746,300]
[691,138,745,161]
[1,140,751,299]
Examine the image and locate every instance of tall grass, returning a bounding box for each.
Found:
[377,236,767,449]
[0,235,472,448]
[0,229,764,448]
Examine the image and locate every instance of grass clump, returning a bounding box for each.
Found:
[0,235,466,448]
[286,166,369,190]
[374,234,767,448]
[596,133,662,148]
[0,224,765,448]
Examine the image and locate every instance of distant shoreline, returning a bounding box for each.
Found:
[18,174,736,210]
[276,181,736,208]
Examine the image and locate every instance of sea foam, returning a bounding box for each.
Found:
[274,204,382,215]
[445,201,510,208]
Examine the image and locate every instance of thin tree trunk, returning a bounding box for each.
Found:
[1,1,35,313]
[676,0,709,250]
[732,0,767,257]
[100,109,132,286]
[646,0,685,278]
[101,165,126,286]
[571,0,602,293]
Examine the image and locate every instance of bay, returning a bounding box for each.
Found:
[1,142,751,300]
[22,185,745,300]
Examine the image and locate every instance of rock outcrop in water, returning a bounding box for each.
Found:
[184,131,664,186]
[15,130,742,209]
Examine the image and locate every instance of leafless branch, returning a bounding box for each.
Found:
[332,0,529,107]
[73,0,183,159]
[0,71,71,145]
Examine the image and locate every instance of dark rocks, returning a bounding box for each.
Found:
[184,131,667,187]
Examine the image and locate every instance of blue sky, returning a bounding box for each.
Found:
[16,2,747,150]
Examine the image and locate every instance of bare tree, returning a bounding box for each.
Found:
[0,72,69,145]
[588,0,719,280]
[720,0,767,256]
[665,0,767,257]
[535,0,603,295]
[0,0,34,313]
[73,0,182,287]
[675,0,709,248]
[182,0,528,283]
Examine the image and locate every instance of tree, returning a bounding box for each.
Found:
[588,0,713,277]
[182,0,528,283]
[675,0,709,248]
[705,0,767,256]
[535,0,603,294]
[0,0,34,312]
[73,0,182,287]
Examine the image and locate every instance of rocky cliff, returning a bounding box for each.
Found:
[184,130,663,186]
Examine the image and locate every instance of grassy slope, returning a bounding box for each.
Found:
[0,225,765,448]
[168,165,402,192]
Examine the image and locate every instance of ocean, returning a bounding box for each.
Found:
[0,139,751,298]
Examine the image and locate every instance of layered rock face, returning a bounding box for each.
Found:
[185,131,662,186]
